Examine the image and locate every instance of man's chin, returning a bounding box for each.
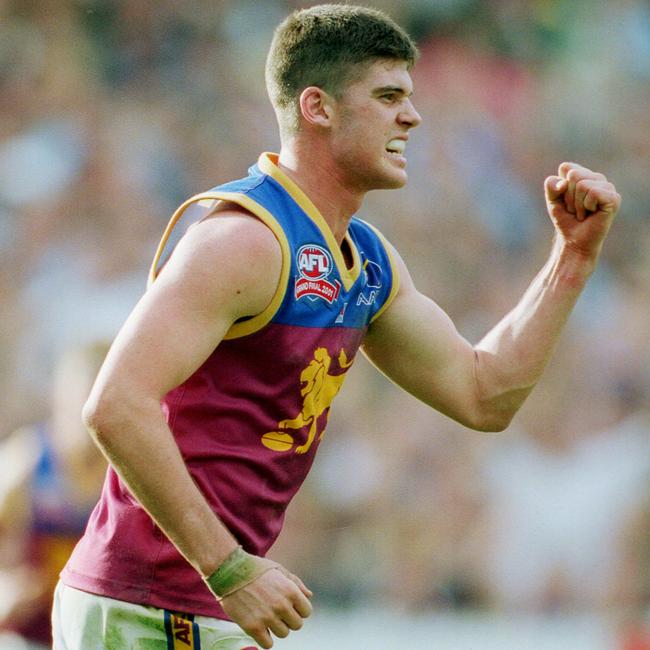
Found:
[356,166,408,192]
[376,172,407,190]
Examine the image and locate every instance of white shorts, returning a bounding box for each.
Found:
[52,581,260,649]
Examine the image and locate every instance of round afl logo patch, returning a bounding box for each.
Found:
[297,245,333,281]
[294,244,341,304]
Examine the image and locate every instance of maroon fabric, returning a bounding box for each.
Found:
[62,323,364,617]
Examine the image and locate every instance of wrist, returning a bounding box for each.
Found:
[203,546,275,600]
[552,237,598,285]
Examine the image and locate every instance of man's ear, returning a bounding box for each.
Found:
[298,86,335,127]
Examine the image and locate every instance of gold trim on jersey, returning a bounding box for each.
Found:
[258,153,361,291]
[148,191,291,340]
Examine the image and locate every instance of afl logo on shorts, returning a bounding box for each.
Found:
[295,244,341,304]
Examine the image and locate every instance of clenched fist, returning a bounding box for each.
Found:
[544,162,621,261]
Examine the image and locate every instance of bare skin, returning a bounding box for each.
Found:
[83,57,620,648]
[84,215,311,648]
[363,164,619,432]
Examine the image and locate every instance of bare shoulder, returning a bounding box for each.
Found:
[182,203,282,271]
[154,203,283,321]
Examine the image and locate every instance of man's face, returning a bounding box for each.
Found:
[329,58,421,192]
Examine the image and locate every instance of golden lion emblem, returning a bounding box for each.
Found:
[261,347,353,454]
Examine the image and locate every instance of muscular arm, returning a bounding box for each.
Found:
[83,210,311,647]
[363,163,621,432]
[363,239,594,431]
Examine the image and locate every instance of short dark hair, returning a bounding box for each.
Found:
[266,4,418,135]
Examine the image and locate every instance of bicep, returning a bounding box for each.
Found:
[90,215,282,405]
[362,253,480,425]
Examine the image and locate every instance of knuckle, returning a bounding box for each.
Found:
[238,613,256,629]
[268,595,287,612]
[286,582,302,599]
[247,623,267,639]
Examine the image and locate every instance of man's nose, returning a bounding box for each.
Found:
[398,99,421,129]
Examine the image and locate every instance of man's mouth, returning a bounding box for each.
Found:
[386,139,406,156]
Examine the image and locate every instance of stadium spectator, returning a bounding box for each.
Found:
[0,341,108,648]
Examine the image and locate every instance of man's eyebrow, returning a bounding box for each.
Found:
[372,85,413,97]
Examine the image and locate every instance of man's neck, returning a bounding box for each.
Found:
[278,145,364,244]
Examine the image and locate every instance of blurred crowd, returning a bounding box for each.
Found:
[1,0,650,647]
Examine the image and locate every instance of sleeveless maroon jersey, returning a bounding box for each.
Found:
[61,154,399,617]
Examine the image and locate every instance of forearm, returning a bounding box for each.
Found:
[84,395,238,577]
[474,237,595,420]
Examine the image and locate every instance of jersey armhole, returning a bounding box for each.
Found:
[148,191,291,340]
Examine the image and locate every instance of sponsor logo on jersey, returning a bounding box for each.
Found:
[356,259,382,307]
[295,244,341,304]
[164,610,201,649]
